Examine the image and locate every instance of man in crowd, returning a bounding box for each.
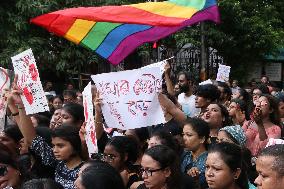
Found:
[177,71,200,117]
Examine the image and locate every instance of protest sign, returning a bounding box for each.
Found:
[0,68,11,131]
[82,82,98,156]
[216,64,231,82]
[266,138,284,147]
[11,49,49,115]
[199,79,213,85]
[91,66,165,129]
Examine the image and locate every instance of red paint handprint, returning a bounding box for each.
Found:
[23,87,34,105]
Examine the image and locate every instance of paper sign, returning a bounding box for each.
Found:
[142,60,167,73]
[11,49,49,114]
[266,138,284,147]
[216,64,231,82]
[91,66,165,129]
[199,79,213,85]
[0,68,11,131]
[82,82,98,156]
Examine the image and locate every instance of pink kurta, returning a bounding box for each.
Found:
[242,120,281,156]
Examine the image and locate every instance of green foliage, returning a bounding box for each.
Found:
[0,0,283,83]
[0,0,144,78]
[205,0,284,81]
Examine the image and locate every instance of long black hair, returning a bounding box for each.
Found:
[80,160,125,189]
[184,117,210,149]
[51,125,82,156]
[21,178,63,189]
[145,145,181,189]
[151,130,183,155]
[106,136,139,170]
[61,103,84,126]
[208,142,249,189]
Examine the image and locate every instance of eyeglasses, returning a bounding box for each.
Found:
[91,153,116,162]
[0,165,8,177]
[140,167,165,177]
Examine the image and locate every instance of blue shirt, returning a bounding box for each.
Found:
[181,150,208,188]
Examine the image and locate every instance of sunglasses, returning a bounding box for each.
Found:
[0,165,8,176]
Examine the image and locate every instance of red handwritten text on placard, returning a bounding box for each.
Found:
[133,74,162,95]
[89,123,96,146]
[126,100,152,116]
[0,68,9,91]
[107,101,125,128]
[98,80,129,98]
[20,54,33,67]
[29,64,39,81]
[84,98,89,120]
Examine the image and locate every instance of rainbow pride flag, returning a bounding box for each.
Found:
[31,0,220,65]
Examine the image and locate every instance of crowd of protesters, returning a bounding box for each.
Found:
[1,64,284,189]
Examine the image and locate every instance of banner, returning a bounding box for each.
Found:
[82,82,98,156]
[11,49,49,114]
[216,64,231,82]
[0,68,11,131]
[91,66,165,129]
[142,60,167,73]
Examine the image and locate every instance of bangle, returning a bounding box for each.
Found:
[95,121,103,124]
[11,112,19,116]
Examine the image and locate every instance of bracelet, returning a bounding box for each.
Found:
[11,112,19,116]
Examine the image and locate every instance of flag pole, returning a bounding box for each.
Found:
[200,22,207,81]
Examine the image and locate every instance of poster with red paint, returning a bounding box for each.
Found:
[11,49,49,115]
[91,66,165,130]
[82,82,98,156]
[0,67,11,131]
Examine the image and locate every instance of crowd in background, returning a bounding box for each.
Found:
[0,64,284,189]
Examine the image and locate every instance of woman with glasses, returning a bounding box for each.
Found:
[137,145,181,189]
[181,118,210,189]
[101,136,140,188]
[0,144,22,189]
[56,103,84,128]
[242,95,281,157]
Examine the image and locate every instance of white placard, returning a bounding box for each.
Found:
[266,138,284,147]
[11,49,49,114]
[216,64,231,82]
[91,66,165,130]
[0,68,11,131]
[142,60,167,73]
[82,82,98,156]
[199,79,213,85]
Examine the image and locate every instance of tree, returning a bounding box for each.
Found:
[1,0,283,84]
[171,0,284,82]
[0,0,144,81]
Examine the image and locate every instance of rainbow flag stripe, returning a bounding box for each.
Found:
[31,0,220,65]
